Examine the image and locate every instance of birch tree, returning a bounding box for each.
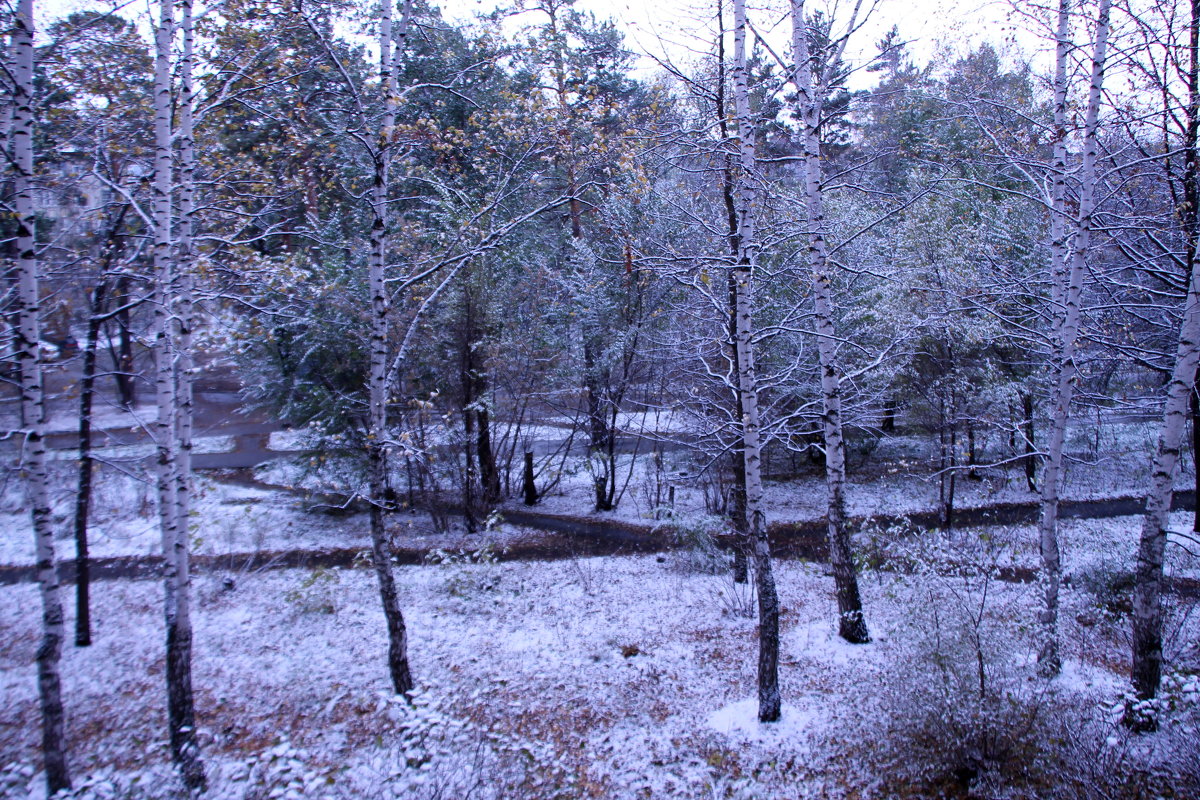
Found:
[11,0,71,791]
[152,0,205,788]
[1035,0,1111,677]
[1128,0,1200,716]
[366,0,415,696]
[732,0,781,723]
[717,0,749,584]
[789,0,869,644]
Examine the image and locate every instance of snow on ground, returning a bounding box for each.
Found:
[519,417,1194,529]
[3,422,1196,575]
[0,399,161,438]
[0,462,560,567]
[0,465,369,566]
[4,410,1192,569]
[2,553,1196,799]
[40,435,236,464]
[707,697,819,743]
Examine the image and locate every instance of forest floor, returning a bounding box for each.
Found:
[1,531,1198,799]
[2,414,1192,568]
[3,418,1200,797]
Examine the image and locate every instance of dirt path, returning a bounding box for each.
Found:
[2,490,1194,587]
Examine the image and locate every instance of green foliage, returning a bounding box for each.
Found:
[283,566,341,615]
[655,513,730,575]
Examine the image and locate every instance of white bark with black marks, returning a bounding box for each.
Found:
[153,0,205,788]
[13,0,71,791]
[789,0,869,644]
[1037,0,1110,678]
[1130,0,1200,710]
[1131,260,1200,706]
[732,0,781,723]
[368,0,414,696]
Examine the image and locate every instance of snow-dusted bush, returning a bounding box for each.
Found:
[870,526,1200,798]
[283,566,342,615]
[3,686,574,800]
[655,513,729,575]
[1073,557,1135,618]
[232,740,337,800]
[341,688,574,799]
[872,528,1058,794]
[704,568,756,619]
[424,543,504,597]
[1052,693,1200,800]
[0,763,35,799]
[1,762,184,800]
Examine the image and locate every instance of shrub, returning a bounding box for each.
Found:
[872,529,1057,795]
[283,566,341,615]
[655,513,730,575]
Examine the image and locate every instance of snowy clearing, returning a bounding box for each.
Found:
[2,549,1198,798]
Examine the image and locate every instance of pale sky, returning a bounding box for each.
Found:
[33,0,1056,86]
[442,0,1050,85]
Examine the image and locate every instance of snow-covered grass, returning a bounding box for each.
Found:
[0,463,371,566]
[503,416,1196,528]
[0,395,159,438]
[5,408,1188,571]
[0,461,567,568]
[2,548,1198,798]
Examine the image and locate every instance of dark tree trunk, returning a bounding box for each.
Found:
[754,536,781,719]
[1022,392,1038,492]
[461,405,477,533]
[944,417,958,531]
[370,445,413,695]
[827,472,869,642]
[73,288,105,647]
[727,277,749,585]
[477,404,500,505]
[459,279,500,510]
[967,422,981,480]
[730,450,749,584]
[523,451,537,505]
[881,397,897,432]
[458,290,480,531]
[583,339,616,511]
[1009,401,1018,453]
[113,276,136,409]
[37,633,69,794]
[716,15,749,584]
[165,620,203,789]
[1193,384,1199,533]
[74,208,127,648]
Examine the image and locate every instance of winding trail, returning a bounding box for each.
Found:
[3,367,1195,591]
[1,490,1195,591]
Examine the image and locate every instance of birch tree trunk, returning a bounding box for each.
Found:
[1130,0,1200,711]
[175,0,196,600]
[1047,0,1072,316]
[368,0,414,696]
[1036,0,1110,678]
[732,0,781,722]
[13,0,71,790]
[716,0,749,585]
[1130,267,1200,711]
[789,0,868,643]
[153,0,205,788]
